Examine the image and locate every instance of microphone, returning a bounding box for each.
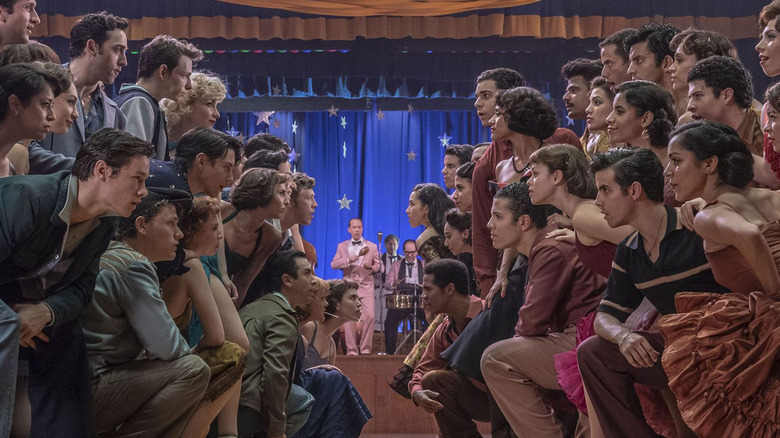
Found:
[377,231,383,244]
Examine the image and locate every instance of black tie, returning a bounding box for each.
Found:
[352,240,362,245]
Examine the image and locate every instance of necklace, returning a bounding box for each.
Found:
[510,139,543,175]
[646,209,667,259]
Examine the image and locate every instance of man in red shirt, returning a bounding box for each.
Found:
[409,259,484,437]
[471,69,580,296]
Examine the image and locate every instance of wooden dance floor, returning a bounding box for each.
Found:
[337,354,491,436]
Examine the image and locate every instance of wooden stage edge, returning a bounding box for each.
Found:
[337,354,491,435]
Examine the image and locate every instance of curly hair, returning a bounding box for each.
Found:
[494,87,558,141]
[615,80,676,148]
[669,28,736,60]
[529,143,597,199]
[687,56,753,110]
[180,196,221,249]
[411,183,455,236]
[760,0,780,31]
[161,72,226,129]
[766,81,780,115]
[0,41,60,66]
[494,181,550,229]
[445,208,472,245]
[561,58,603,84]
[670,121,753,188]
[325,279,360,319]
[230,167,289,211]
[291,172,315,205]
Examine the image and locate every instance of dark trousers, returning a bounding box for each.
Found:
[383,307,426,354]
[24,319,95,437]
[577,331,668,438]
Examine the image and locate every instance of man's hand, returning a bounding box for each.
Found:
[547,213,573,230]
[223,278,239,303]
[485,277,507,308]
[619,333,659,368]
[14,303,52,349]
[413,389,443,413]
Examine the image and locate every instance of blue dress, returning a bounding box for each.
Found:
[291,323,373,438]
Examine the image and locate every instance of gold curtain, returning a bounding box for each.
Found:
[33,13,759,41]
[215,0,541,17]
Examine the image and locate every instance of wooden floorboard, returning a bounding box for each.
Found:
[337,353,491,435]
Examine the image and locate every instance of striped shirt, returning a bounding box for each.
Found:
[598,205,729,323]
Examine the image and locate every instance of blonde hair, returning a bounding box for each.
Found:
[161,71,227,128]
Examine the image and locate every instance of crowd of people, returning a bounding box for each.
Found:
[1,0,780,437]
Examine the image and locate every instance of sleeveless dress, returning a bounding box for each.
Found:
[292,324,373,438]
[658,219,780,437]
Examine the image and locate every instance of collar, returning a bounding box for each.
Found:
[57,175,80,225]
[625,204,680,250]
[272,291,292,309]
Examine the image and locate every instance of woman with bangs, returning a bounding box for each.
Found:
[162,71,226,156]
[0,62,63,177]
[667,29,736,121]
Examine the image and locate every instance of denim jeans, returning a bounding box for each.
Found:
[0,300,21,437]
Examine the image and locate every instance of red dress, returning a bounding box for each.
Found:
[658,220,780,437]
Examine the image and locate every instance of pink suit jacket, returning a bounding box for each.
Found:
[331,239,381,295]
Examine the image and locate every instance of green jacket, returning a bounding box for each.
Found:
[239,292,298,437]
[0,171,116,326]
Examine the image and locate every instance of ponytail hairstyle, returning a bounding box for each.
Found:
[444,208,472,245]
[455,161,475,182]
[411,183,456,236]
[670,121,753,188]
[615,80,676,148]
[529,143,597,199]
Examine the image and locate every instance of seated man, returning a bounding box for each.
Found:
[409,259,483,438]
[481,182,607,438]
[383,239,426,354]
[80,187,211,437]
[238,250,317,438]
[577,148,728,438]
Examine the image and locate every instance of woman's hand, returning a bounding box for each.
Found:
[547,213,573,230]
[679,198,705,231]
[485,276,507,309]
[545,228,576,243]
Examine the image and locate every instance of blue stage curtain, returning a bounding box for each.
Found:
[223,109,488,278]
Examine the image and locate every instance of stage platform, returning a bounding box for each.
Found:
[337,354,491,436]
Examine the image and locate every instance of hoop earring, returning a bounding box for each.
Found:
[641,129,650,139]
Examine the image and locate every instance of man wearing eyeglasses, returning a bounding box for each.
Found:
[383,240,427,354]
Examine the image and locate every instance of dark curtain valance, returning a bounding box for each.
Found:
[216,0,540,17]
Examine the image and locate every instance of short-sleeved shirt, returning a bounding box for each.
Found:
[598,205,729,323]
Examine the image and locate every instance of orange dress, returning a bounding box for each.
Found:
[658,220,780,437]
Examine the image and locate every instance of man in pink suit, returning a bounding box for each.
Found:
[331,218,381,354]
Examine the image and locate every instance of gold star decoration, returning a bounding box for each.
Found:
[328,105,339,117]
[254,111,274,126]
[337,194,353,210]
[377,109,384,120]
[407,150,416,161]
[272,85,281,96]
